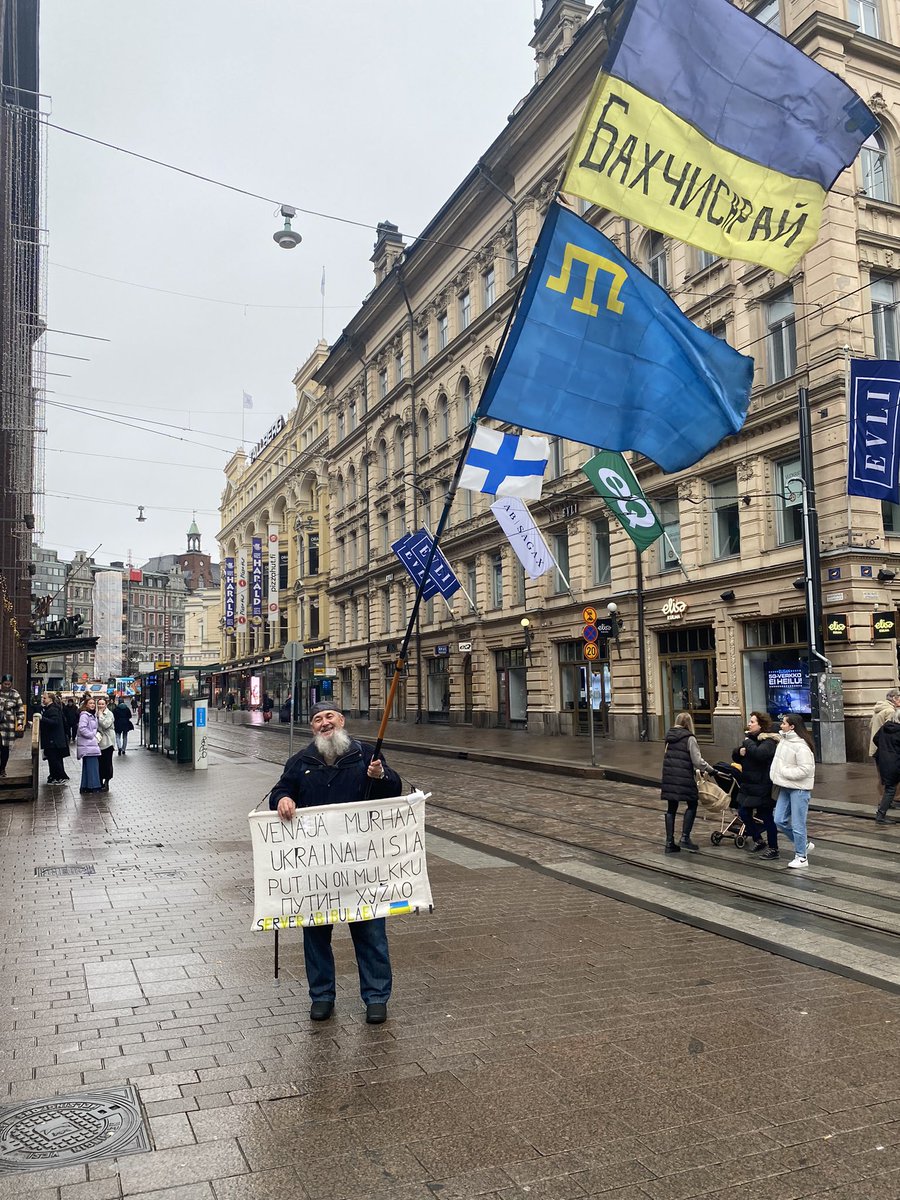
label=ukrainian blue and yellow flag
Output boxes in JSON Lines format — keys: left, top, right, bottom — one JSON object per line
{"left": 562, "top": 0, "right": 877, "bottom": 273}
{"left": 475, "top": 202, "right": 753, "bottom": 472}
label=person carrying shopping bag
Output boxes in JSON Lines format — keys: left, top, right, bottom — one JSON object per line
{"left": 771, "top": 714, "right": 816, "bottom": 869}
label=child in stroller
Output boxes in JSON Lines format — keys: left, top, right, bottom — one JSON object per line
{"left": 702, "top": 760, "right": 748, "bottom": 847}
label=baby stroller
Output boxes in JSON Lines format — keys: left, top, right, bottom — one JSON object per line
{"left": 698, "top": 761, "right": 746, "bottom": 847}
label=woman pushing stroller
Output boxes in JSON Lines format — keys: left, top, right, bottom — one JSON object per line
{"left": 734, "top": 711, "right": 781, "bottom": 859}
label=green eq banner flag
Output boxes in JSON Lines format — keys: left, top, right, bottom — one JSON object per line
{"left": 583, "top": 450, "right": 664, "bottom": 553}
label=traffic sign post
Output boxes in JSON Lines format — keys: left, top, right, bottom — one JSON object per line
{"left": 582, "top": 609, "right": 602, "bottom": 768}
{"left": 284, "top": 641, "right": 301, "bottom": 758}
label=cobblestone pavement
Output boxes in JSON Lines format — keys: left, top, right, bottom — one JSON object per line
{"left": 1, "top": 745, "right": 900, "bottom": 1199}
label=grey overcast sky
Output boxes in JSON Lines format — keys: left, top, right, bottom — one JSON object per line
{"left": 39, "top": 1, "right": 541, "bottom": 569}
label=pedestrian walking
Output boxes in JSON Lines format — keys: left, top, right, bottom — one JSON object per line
{"left": 734, "top": 712, "right": 781, "bottom": 860}
{"left": 76, "top": 697, "right": 102, "bottom": 793}
{"left": 262, "top": 693, "right": 274, "bottom": 723}
{"left": 771, "top": 714, "right": 816, "bottom": 868}
{"left": 869, "top": 689, "right": 900, "bottom": 798}
{"left": 64, "top": 696, "right": 80, "bottom": 743}
{"left": 96, "top": 695, "right": 115, "bottom": 791}
{"left": 225, "top": 692, "right": 235, "bottom": 712}
{"left": 660, "top": 711, "right": 713, "bottom": 854}
{"left": 0, "top": 673, "right": 25, "bottom": 777}
{"left": 873, "top": 712, "right": 900, "bottom": 826}
{"left": 268, "top": 703, "right": 403, "bottom": 1025}
{"left": 113, "top": 697, "right": 134, "bottom": 754}
{"left": 39, "top": 692, "right": 70, "bottom": 784}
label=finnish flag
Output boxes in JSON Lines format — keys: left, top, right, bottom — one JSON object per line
{"left": 459, "top": 426, "right": 549, "bottom": 500}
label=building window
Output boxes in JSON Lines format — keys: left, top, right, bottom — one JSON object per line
{"left": 514, "top": 560, "right": 527, "bottom": 606}
{"left": 348, "top": 399, "right": 357, "bottom": 431}
{"left": 711, "top": 478, "right": 741, "bottom": 559}
{"left": 379, "top": 511, "right": 390, "bottom": 555}
{"left": 466, "top": 559, "right": 478, "bottom": 612}
{"left": 765, "top": 289, "right": 797, "bottom": 383}
{"left": 377, "top": 439, "right": 388, "bottom": 481}
{"left": 377, "top": 366, "right": 388, "bottom": 399}
{"left": 396, "top": 349, "right": 405, "bottom": 382}
{"left": 337, "top": 410, "right": 346, "bottom": 440}
{"left": 490, "top": 553, "right": 503, "bottom": 608}
{"left": 438, "top": 394, "right": 450, "bottom": 443}
{"left": 459, "top": 376, "right": 472, "bottom": 422}
{"left": 593, "top": 520, "right": 611, "bottom": 586}
{"left": 553, "top": 532, "right": 570, "bottom": 593}
{"left": 309, "top": 534, "right": 319, "bottom": 575}
{"left": 648, "top": 232, "right": 668, "bottom": 289}
{"left": 697, "top": 248, "right": 719, "bottom": 271}
{"left": 882, "top": 500, "right": 900, "bottom": 532}
{"left": 348, "top": 532, "right": 358, "bottom": 570}
{"left": 394, "top": 428, "right": 406, "bottom": 471}
{"left": 848, "top": 0, "right": 879, "bottom": 37}
{"left": 483, "top": 266, "right": 496, "bottom": 308}
{"left": 418, "top": 408, "right": 430, "bottom": 453}
{"left": 752, "top": 0, "right": 781, "bottom": 29}
{"left": 459, "top": 290, "right": 471, "bottom": 331}
{"left": 418, "top": 328, "right": 429, "bottom": 367}
{"left": 437, "top": 311, "right": 449, "bottom": 350}
{"left": 348, "top": 466, "right": 358, "bottom": 501}
{"left": 861, "top": 131, "right": 891, "bottom": 201}
{"left": 547, "top": 438, "right": 564, "bottom": 479}
{"left": 774, "top": 458, "right": 803, "bottom": 545}
{"left": 872, "top": 276, "right": 899, "bottom": 359}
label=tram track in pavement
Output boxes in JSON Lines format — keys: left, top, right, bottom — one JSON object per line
{"left": 208, "top": 729, "right": 900, "bottom": 991}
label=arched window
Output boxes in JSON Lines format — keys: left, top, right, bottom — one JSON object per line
{"left": 377, "top": 438, "right": 388, "bottom": 481}
{"left": 861, "top": 131, "right": 891, "bottom": 202}
{"left": 647, "top": 233, "right": 668, "bottom": 289}
{"left": 459, "top": 376, "right": 472, "bottom": 421}
{"left": 348, "top": 465, "right": 358, "bottom": 501}
{"left": 418, "top": 408, "right": 430, "bottom": 453}
{"left": 336, "top": 474, "right": 345, "bottom": 508}
{"left": 394, "top": 427, "right": 406, "bottom": 471}
{"left": 438, "top": 394, "right": 450, "bottom": 443}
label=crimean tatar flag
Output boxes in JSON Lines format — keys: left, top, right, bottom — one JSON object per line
{"left": 562, "top": 0, "right": 877, "bottom": 274}
{"left": 475, "top": 202, "right": 753, "bottom": 473}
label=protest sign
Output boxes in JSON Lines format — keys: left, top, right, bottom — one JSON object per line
{"left": 248, "top": 791, "right": 433, "bottom": 932}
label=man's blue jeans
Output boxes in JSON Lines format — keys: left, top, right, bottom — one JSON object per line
{"left": 774, "top": 788, "right": 810, "bottom": 857}
{"left": 302, "top": 918, "right": 392, "bottom": 1004}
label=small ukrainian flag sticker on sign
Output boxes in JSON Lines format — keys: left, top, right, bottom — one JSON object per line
{"left": 389, "top": 901, "right": 413, "bottom": 915}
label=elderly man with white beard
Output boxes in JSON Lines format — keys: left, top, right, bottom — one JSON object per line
{"left": 268, "top": 702, "right": 403, "bottom": 1024}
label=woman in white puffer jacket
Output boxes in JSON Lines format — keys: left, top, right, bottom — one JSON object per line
{"left": 770, "top": 713, "right": 816, "bottom": 870}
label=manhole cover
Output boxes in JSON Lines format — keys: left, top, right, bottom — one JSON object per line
{"left": 0, "top": 1086, "right": 150, "bottom": 1172}
{"left": 34, "top": 865, "right": 95, "bottom": 879}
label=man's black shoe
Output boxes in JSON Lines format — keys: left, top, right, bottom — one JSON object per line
{"left": 365, "top": 1002, "right": 387, "bottom": 1025}
{"left": 309, "top": 1000, "right": 334, "bottom": 1021}
{"left": 875, "top": 812, "right": 892, "bottom": 825}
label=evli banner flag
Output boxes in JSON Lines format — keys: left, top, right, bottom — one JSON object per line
{"left": 490, "top": 496, "right": 553, "bottom": 579}
{"left": 583, "top": 450, "right": 664, "bottom": 552}
{"left": 460, "top": 427, "right": 549, "bottom": 500}
{"left": 248, "top": 792, "right": 434, "bottom": 930}
{"left": 561, "top": 0, "right": 877, "bottom": 274}
{"left": 476, "top": 201, "right": 753, "bottom": 472}
{"left": 847, "top": 359, "right": 900, "bottom": 504}
{"left": 391, "top": 528, "right": 461, "bottom": 600}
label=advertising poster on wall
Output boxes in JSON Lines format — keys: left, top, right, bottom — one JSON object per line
{"left": 764, "top": 661, "right": 811, "bottom": 717}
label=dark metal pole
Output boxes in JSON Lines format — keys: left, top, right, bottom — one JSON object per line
{"left": 798, "top": 386, "right": 824, "bottom": 759}
{"left": 635, "top": 549, "right": 650, "bottom": 741}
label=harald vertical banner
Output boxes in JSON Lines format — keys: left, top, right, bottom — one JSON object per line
{"left": 236, "top": 545, "right": 248, "bottom": 631}
{"left": 251, "top": 537, "right": 263, "bottom": 622}
{"left": 224, "top": 557, "right": 235, "bottom": 634}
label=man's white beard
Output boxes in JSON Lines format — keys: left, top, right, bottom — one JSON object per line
{"left": 314, "top": 728, "right": 352, "bottom": 764}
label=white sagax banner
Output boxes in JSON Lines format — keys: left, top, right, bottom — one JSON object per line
{"left": 267, "top": 523, "right": 279, "bottom": 625}
{"left": 490, "top": 496, "right": 552, "bottom": 579}
{"left": 248, "top": 791, "right": 433, "bottom": 932}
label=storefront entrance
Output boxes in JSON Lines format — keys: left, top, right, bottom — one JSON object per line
{"left": 427, "top": 656, "right": 450, "bottom": 723}
{"left": 559, "top": 640, "right": 610, "bottom": 735}
{"left": 658, "top": 626, "right": 717, "bottom": 738}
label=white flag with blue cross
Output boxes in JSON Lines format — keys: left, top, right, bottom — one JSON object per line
{"left": 459, "top": 426, "right": 549, "bottom": 500}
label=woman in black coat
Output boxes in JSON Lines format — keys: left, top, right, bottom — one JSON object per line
{"left": 734, "top": 712, "right": 781, "bottom": 858}
{"left": 39, "top": 692, "right": 70, "bottom": 784}
{"left": 113, "top": 698, "right": 134, "bottom": 754}
{"left": 661, "top": 712, "right": 713, "bottom": 853}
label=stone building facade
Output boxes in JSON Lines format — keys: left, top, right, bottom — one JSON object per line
{"left": 217, "top": 0, "right": 900, "bottom": 757}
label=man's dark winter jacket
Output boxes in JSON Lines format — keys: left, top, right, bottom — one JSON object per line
{"left": 268, "top": 739, "right": 402, "bottom": 810}
{"left": 39, "top": 704, "right": 69, "bottom": 755}
{"left": 733, "top": 731, "right": 780, "bottom": 808}
{"left": 874, "top": 719, "right": 900, "bottom": 786}
{"left": 660, "top": 726, "right": 699, "bottom": 807}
